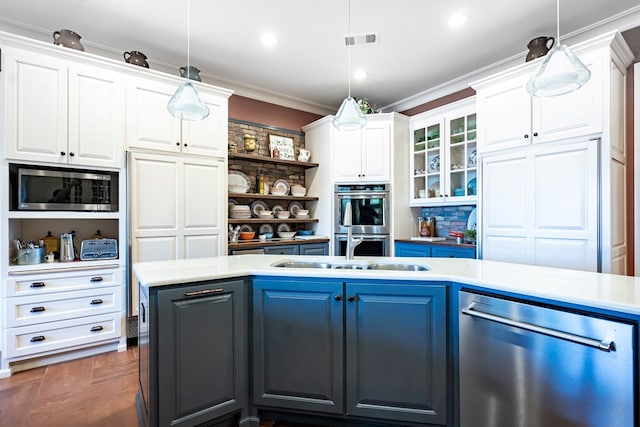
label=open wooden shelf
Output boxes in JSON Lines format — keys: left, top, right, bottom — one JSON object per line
{"left": 229, "top": 152, "right": 318, "bottom": 169}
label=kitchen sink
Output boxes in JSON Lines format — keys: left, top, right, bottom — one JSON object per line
{"left": 271, "top": 260, "right": 430, "bottom": 271}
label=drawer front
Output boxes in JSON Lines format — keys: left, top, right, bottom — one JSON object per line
{"left": 6, "top": 287, "right": 122, "bottom": 327}
{"left": 264, "top": 245, "right": 299, "bottom": 255}
{"left": 6, "top": 269, "right": 120, "bottom": 297}
{"left": 431, "top": 246, "right": 476, "bottom": 259}
{"left": 5, "top": 312, "right": 122, "bottom": 359}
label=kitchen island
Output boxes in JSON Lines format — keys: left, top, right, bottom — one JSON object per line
{"left": 134, "top": 255, "right": 640, "bottom": 427}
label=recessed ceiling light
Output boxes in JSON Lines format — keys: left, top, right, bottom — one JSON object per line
{"left": 448, "top": 12, "right": 468, "bottom": 28}
{"left": 354, "top": 70, "right": 368, "bottom": 80}
{"left": 262, "top": 33, "right": 279, "bottom": 47}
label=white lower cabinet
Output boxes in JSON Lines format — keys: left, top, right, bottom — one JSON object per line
{"left": 128, "top": 151, "right": 226, "bottom": 315}
{"left": 3, "top": 268, "right": 124, "bottom": 360}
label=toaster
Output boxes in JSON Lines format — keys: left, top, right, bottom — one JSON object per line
{"left": 80, "top": 238, "right": 118, "bottom": 260}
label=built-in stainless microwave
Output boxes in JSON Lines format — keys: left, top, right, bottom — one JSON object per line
{"left": 9, "top": 163, "right": 118, "bottom": 212}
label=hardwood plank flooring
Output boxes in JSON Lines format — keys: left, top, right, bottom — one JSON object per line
{"left": 0, "top": 346, "right": 313, "bottom": 427}
{"left": 0, "top": 347, "right": 139, "bottom": 427}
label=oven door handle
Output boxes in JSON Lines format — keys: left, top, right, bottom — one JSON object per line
{"left": 337, "top": 192, "right": 389, "bottom": 198}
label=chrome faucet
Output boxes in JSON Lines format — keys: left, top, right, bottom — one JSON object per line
{"left": 343, "top": 201, "right": 363, "bottom": 260}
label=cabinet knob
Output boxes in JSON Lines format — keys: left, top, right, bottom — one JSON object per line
{"left": 183, "top": 143, "right": 188, "bottom": 147}
{"left": 60, "top": 151, "right": 66, "bottom": 156}
{"left": 347, "top": 295, "right": 355, "bottom": 302}
{"left": 334, "top": 295, "right": 342, "bottom": 301}
{"left": 176, "top": 142, "right": 180, "bottom": 146}
{"left": 449, "top": 254, "right": 455, "bottom": 258}
{"left": 533, "top": 132, "right": 539, "bottom": 137}
{"left": 523, "top": 134, "right": 529, "bottom": 139}
{"left": 69, "top": 152, "right": 75, "bottom": 157}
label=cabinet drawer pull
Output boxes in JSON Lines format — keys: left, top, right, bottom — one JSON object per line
{"left": 30, "top": 282, "right": 46, "bottom": 288}
{"left": 30, "top": 306, "right": 46, "bottom": 313}
{"left": 184, "top": 288, "right": 224, "bottom": 297}
{"left": 90, "top": 326, "right": 104, "bottom": 332}
{"left": 90, "top": 299, "right": 103, "bottom": 305}
{"left": 449, "top": 254, "right": 455, "bottom": 258}
{"left": 90, "top": 277, "right": 104, "bottom": 283}
{"left": 30, "top": 335, "right": 45, "bottom": 342}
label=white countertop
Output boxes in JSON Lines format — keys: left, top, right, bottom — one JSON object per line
{"left": 133, "top": 255, "right": 640, "bottom": 316}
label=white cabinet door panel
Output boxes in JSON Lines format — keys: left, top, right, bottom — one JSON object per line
{"left": 133, "top": 236, "right": 177, "bottom": 262}
{"left": 361, "top": 124, "right": 390, "bottom": 182}
{"left": 332, "top": 129, "right": 362, "bottom": 182}
{"left": 183, "top": 235, "right": 221, "bottom": 259}
{"left": 481, "top": 154, "right": 529, "bottom": 230}
{"left": 482, "top": 236, "right": 528, "bottom": 264}
{"left": 534, "top": 238, "right": 594, "bottom": 271}
{"left": 131, "top": 156, "right": 178, "bottom": 231}
{"left": 183, "top": 160, "right": 223, "bottom": 231}
{"left": 126, "top": 79, "right": 181, "bottom": 152}
{"left": 68, "top": 64, "right": 125, "bottom": 168}
{"left": 182, "top": 93, "right": 228, "bottom": 158}
{"left": 3, "top": 48, "right": 67, "bottom": 162}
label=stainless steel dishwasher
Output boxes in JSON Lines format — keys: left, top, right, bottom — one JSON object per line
{"left": 459, "top": 290, "right": 635, "bottom": 427}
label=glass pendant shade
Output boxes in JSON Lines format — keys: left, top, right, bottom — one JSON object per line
{"left": 525, "top": 44, "right": 591, "bottom": 97}
{"left": 333, "top": 96, "right": 366, "bottom": 130}
{"left": 167, "top": 80, "right": 210, "bottom": 121}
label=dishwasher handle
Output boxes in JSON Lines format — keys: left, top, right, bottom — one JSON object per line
{"left": 462, "top": 303, "right": 614, "bottom": 352}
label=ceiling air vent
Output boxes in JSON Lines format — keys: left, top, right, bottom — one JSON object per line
{"left": 344, "top": 32, "right": 378, "bottom": 46}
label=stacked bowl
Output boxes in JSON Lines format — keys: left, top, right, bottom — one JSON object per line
{"left": 277, "top": 210, "right": 290, "bottom": 219}
{"left": 258, "top": 210, "right": 273, "bottom": 219}
{"left": 291, "top": 185, "right": 306, "bottom": 197}
{"left": 229, "top": 205, "right": 251, "bottom": 219}
{"left": 295, "top": 209, "right": 309, "bottom": 219}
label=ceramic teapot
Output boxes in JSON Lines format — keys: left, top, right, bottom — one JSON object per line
{"left": 179, "top": 65, "right": 202, "bottom": 82}
{"left": 52, "top": 29, "right": 85, "bottom": 51}
{"left": 526, "top": 36, "right": 555, "bottom": 62}
{"left": 124, "top": 50, "right": 149, "bottom": 68}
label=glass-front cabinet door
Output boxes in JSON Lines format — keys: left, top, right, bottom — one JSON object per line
{"left": 410, "top": 99, "right": 477, "bottom": 206}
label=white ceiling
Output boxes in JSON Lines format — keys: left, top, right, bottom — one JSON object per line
{"left": 1, "top": 0, "right": 639, "bottom": 115}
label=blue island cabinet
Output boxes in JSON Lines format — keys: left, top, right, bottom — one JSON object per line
{"left": 396, "top": 241, "right": 476, "bottom": 259}
{"left": 137, "top": 279, "right": 249, "bottom": 427}
{"left": 252, "top": 277, "right": 448, "bottom": 425}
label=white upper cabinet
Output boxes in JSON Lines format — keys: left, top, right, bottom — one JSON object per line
{"left": 126, "top": 78, "right": 229, "bottom": 158}
{"left": 332, "top": 117, "right": 391, "bottom": 183}
{"left": 3, "top": 47, "right": 125, "bottom": 168}
{"left": 473, "top": 49, "right": 604, "bottom": 153}
{"left": 410, "top": 99, "right": 477, "bottom": 206}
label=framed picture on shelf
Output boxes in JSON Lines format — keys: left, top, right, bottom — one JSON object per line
{"left": 269, "top": 134, "right": 295, "bottom": 160}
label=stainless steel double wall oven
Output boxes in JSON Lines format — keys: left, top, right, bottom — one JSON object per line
{"left": 334, "top": 184, "right": 390, "bottom": 256}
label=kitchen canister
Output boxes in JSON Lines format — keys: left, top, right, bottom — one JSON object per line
{"left": 52, "top": 29, "right": 85, "bottom": 51}
{"left": 16, "top": 247, "right": 45, "bottom": 265}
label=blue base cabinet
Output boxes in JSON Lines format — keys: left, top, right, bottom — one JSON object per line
{"left": 396, "top": 241, "right": 476, "bottom": 259}
{"left": 252, "top": 277, "right": 448, "bottom": 425}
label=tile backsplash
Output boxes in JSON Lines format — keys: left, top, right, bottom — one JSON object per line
{"left": 420, "top": 205, "right": 476, "bottom": 238}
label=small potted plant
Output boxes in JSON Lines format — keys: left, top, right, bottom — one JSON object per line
{"left": 463, "top": 229, "right": 477, "bottom": 244}
{"left": 357, "top": 98, "right": 378, "bottom": 114}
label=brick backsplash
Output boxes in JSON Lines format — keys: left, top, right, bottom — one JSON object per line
{"left": 228, "top": 121, "right": 306, "bottom": 191}
{"left": 421, "top": 205, "right": 476, "bottom": 238}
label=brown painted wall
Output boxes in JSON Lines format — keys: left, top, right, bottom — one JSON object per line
{"left": 229, "top": 95, "right": 322, "bottom": 132}
{"left": 400, "top": 88, "right": 476, "bottom": 116}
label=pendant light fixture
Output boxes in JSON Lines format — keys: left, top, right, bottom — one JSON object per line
{"left": 167, "top": 0, "right": 209, "bottom": 121}
{"left": 333, "top": 0, "right": 366, "bottom": 130}
{"left": 525, "top": 0, "right": 591, "bottom": 97}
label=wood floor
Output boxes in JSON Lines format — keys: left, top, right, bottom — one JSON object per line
{"left": 0, "top": 346, "right": 312, "bottom": 427}
{"left": 0, "top": 347, "right": 139, "bottom": 427}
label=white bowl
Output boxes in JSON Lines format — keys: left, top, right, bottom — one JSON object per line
{"left": 277, "top": 211, "right": 290, "bottom": 219}
{"left": 277, "top": 231, "right": 296, "bottom": 239}
{"left": 297, "top": 209, "right": 309, "bottom": 215}
{"left": 295, "top": 214, "right": 309, "bottom": 219}
{"left": 272, "top": 190, "right": 287, "bottom": 196}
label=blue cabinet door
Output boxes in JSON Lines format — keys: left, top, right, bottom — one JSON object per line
{"left": 344, "top": 282, "right": 448, "bottom": 424}
{"left": 252, "top": 278, "right": 344, "bottom": 414}
{"left": 395, "top": 241, "right": 431, "bottom": 257}
{"left": 432, "top": 245, "right": 476, "bottom": 258}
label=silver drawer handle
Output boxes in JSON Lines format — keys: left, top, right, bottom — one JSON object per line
{"left": 462, "top": 303, "right": 614, "bottom": 352}
{"left": 184, "top": 288, "right": 224, "bottom": 297}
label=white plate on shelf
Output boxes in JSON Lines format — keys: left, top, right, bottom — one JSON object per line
{"left": 288, "top": 201, "right": 304, "bottom": 216}
{"left": 272, "top": 179, "right": 290, "bottom": 195}
{"left": 228, "top": 199, "right": 238, "bottom": 212}
{"left": 228, "top": 171, "right": 251, "bottom": 193}
{"left": 250, "top": 200, "right": 269, "bottom": 217}
{"left": 276, "top": 223, "right": 291, "bottom": 232}
{"left": 239, "top": 224, "right": 253, "bottom": 232}
{"left": 467, "top": 208, "right": 477, "bottom": 230}
{"left": 259, "top": 224, "right": 274, "bottom": 234}
{"left": 272, "top": 205, "right": 285, "bottom": 215}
